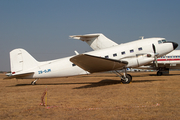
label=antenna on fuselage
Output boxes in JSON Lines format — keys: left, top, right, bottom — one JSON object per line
{"left": 139, "top": 36, "right": 144, "bottom": 40}
{"left": 74, "top": 50, "right": 79, "bottom": 55}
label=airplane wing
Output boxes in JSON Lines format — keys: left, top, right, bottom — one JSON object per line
{"left": 70, "top": 54, "right": 128, "bottom": 73}
{"left": 70, "top": 33, "right": 118, "bottom": 50}
{"left": 4, "top": 72, "right": 34, "bottom": 79}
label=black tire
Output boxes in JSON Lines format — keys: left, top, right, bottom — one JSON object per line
{"left": 127, "top": 74, "right": 132, "bottom": 80}
{"left": 121, "top": 74, "right": 132, "bottom": 84}
{"left": 157, "top": 71, "right": 162, "bottom": 76}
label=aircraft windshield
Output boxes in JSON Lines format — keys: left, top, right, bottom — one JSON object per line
{"left": 162, "top": 39, "right": 167, "bottom": 43}
{"left": 158, "top": 40, "right": 162, "bottom": 44}
{"left": 158, "top": 39, "right": 167, "bottom": 44}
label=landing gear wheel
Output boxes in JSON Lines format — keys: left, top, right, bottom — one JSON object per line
{"left": 31, "top": 81, "right": 36, "bottom": 85}
{"left": 121, "top": 74, "right": 132, "bottom": 84}
{"left": 157, "top": 71, "right": 162, "bottom": 76}
{"left": 127, "top": 74, "right": 132, "bottom": 80}
{"left": 31, "top": 79, "right": 38, "bottom": 85}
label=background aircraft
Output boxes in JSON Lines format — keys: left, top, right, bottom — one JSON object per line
{"left": 4, "top": 33, "right": 178, "bottom": 84}
{"left": 138, "top": 50, "right": 180, "bottom": 75}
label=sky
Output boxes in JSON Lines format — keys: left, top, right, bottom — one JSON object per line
{"left": 0, "top": 0, "right": 180, "bottom": 71}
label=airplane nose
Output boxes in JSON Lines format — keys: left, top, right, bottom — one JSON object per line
{"left": 172, "top": 42, "right": 178, "bottom": 50}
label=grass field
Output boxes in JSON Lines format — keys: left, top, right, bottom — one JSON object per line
{"left": 0, "top": 71, "right": 180, "bottom": 120}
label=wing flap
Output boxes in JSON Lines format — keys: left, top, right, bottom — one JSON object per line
{"left": 4, "top": 72, "right": 34, "bottom": 79}
{"left": 70, "top": 54, "right": 128, "bottom": 73}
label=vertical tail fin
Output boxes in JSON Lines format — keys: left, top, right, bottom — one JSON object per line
{"left": 10, "top": 48, "right": 38, "bottom": 74}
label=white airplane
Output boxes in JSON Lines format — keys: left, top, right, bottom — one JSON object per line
{"left": 4, "top": 33, "right": 178, "bottom": 84}
{"left": 138, "top": 50, "right": 180, "bottom": 76}
{"left": 72, "top": 34, "right": 180, "bottom": 76}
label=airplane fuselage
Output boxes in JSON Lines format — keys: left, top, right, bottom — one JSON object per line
{"left": 24, "top": 37, "right": 175, "bottom": 79}
{"left": 157, "top": 50, "right": 180, "bottom": 69}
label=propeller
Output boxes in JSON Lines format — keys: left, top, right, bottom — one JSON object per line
{"left": 152, "top": 44, "right": 158, "bottom": 67}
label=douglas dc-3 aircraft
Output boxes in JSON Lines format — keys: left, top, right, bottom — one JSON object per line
{"left": 4, "top": 33, "right": 178, "bottom": 85}
{"left": 138, "top": 50, "right": 180, "bottom": 76}
{"left": 72, "top": 35, "right": 180, "bottom": 76}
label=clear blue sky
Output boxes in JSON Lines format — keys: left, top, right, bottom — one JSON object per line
{"left": 0, "top": 0, "right": 180, "bottom": 71}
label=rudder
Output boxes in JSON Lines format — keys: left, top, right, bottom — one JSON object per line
{"left": 10, "top": 48, "right": 38, "bottom": 74}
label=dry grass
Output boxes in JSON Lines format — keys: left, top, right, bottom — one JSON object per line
{"left": 0, "top": 71, "right": 180, "bottom": 119}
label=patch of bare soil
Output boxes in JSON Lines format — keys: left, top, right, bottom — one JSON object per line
{"left": 0, "top": 71, "right": 180, "bottom": 119}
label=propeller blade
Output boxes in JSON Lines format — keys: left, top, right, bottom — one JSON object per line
{"left": 155, "top": 56, "right": 158, "bottom": 67}
{"left": 152, "top": 44, "right": 156, "bottom": 53}
{"left": 152, "top": 44, "right": 158, "bottom": 67}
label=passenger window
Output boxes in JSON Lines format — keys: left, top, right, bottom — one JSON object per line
{"left": 138, "top": 47, "right": 142, "bottom": 51}
{"left": 105, "top": 55, "right": 109, "bottom": 58}
{"left": 121, "top": 51, "right": 125, "bottom": 55}
{"left": 113, "top": 53, "right": 117, "bottom": 57}
{"left": 130, "top": 49, "right": 134, "bottom": 53}
{"left": 72, "top": 64, "right": 76, "bottom": 66}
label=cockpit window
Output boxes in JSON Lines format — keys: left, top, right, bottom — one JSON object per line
{"left": 158, "top": 39, "right": 167, "bottom": 44}
{"left": 158, "top": 40, "right": 162, "bottom": 44}
{"left": 162, "top": 39, "right": 167, "bottom": 43}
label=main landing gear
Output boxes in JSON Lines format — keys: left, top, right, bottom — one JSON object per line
{"left": 113, "top": 69, "right": 132, "bottom": 84}
{"left": 31, "top": 79, "right": 38, "bottom": 85}
{"left": 157, "top": 68, "right": 169, "bottom": 76}
{"left": 157, "top": 71, "right": 162, "bottom": 76}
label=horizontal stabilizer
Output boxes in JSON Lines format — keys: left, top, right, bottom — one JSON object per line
{"left": 70, "top": 54, "right": 128, "bottom": 73}
{"left": 70, "top": 34, "right": 100, "bottom": 40}
{"left": 4, "top": 72, "right": 34, "bottom": 79}
{"left": 70, "top": 33, "right": 118, "bottom": 50}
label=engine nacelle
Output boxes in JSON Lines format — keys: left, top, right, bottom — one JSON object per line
{"left": 137, "top": 56, "right": 154, "bottom": 67}
{"left": 122, "top": 54, "right": 154, "bottom": 68}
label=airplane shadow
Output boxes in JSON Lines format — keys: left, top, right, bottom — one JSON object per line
{"left": 160, "top": 74, "right": 180, "bottom": 76}
{"left": 73, "top": 79, "right": 121, "bottom": 89}
{"left": 8, "top": 79, "right": 163, "bottom": 88}
{"left": 73, "top": 79, "right": 162, "bottom": 89}
{"left": 9, "top": 82, "right": 93, "bottom": 87}
{"left": 9, "top": 80, "right": 121, "bottom": 87}
{"left": 131, "top": 73, "right": 180, "bottom": 77}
